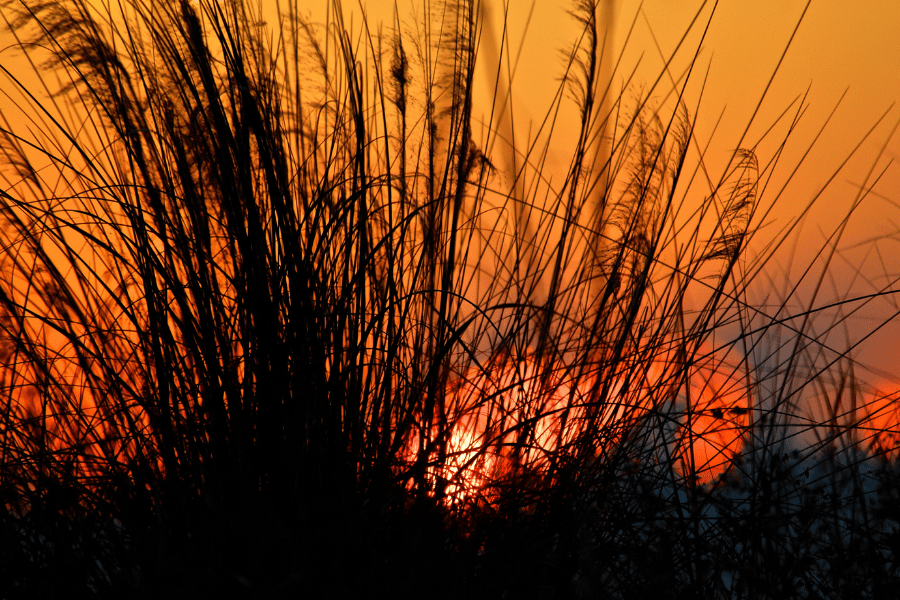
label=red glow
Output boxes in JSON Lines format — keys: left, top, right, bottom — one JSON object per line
{"left": 861, "top": 384, "right": 900, "bottom": 460}
{"left": 2, "top": 349, "right": 160, "bottom": 515}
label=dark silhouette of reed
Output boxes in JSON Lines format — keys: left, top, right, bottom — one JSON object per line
{"left": 0, "top": 0, "right": 898, "bottom": 597}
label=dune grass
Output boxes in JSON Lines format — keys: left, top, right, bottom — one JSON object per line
{"left": 0, "top": 0, "right": 898, "bottom": 597}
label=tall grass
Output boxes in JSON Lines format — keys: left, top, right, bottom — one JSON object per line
{"left": 0, "top": 0, "right": 898, "bottom": 597}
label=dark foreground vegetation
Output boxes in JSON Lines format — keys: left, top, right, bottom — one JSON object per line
{"left": 1, "top": 0, "right": 899, "bottom": 597}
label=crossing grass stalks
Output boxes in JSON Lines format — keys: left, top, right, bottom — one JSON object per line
{"left": 0, "top": 0, "right": 898, "bottom": 597}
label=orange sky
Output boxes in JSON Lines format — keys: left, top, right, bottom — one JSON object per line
{"left": 632, "top": 1, "right": 900, "bottom": 383}
{"left": 2, "top": 1, "right": 896, "bottom": 368}
{"left": 2, "top": 0, "right": 899, "bottom": 453}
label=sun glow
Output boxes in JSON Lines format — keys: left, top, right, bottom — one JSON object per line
{"left": 400, "top": 340, "right": 752, "bottom": 508}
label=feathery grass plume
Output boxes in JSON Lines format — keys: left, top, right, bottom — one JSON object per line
{"left": 0, "top": 0, "right": 899, "bottom": 596}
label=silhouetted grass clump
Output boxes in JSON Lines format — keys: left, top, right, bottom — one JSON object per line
{"left": 1, "top": 0, "right": 899, "bottom": 597}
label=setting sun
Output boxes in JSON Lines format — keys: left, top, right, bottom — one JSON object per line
{"left": 400, "top": 340, "right": 751, "bottom": 507}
